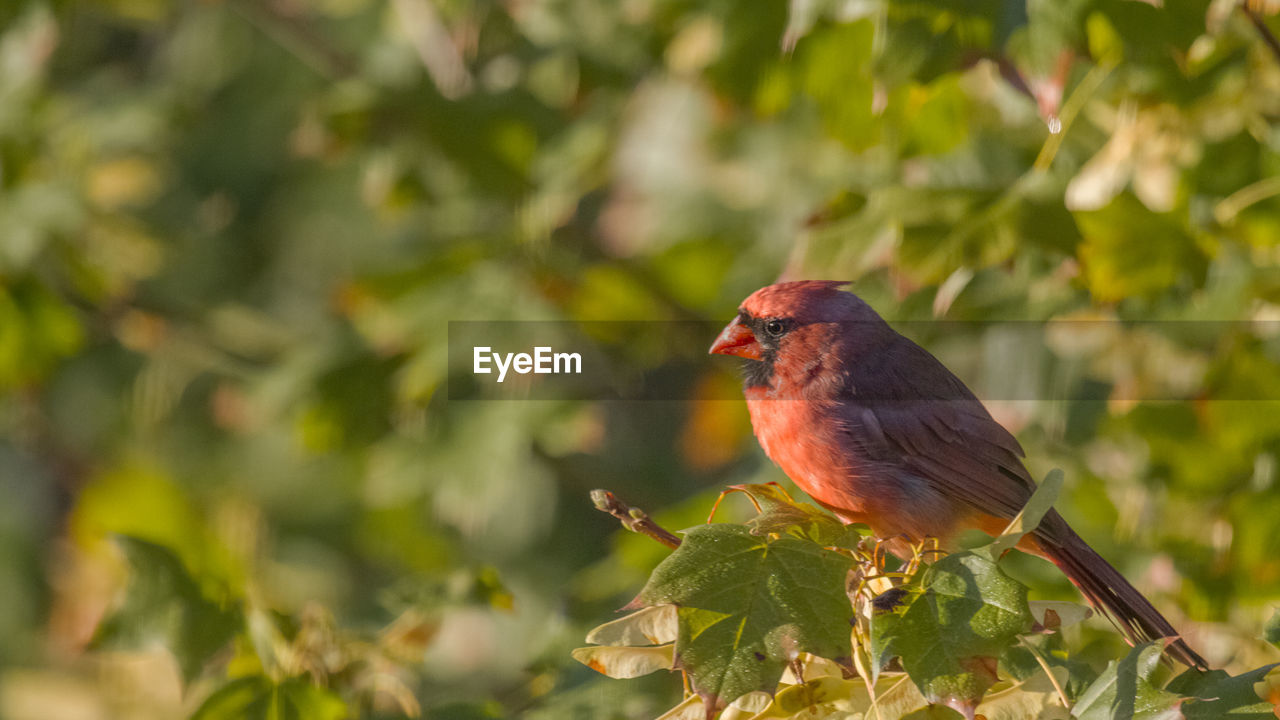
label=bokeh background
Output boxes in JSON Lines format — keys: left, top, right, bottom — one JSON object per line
{"left": 2, "top": 0, "right": 1280, "bottom": 717}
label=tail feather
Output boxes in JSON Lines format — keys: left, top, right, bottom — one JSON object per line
{"left": 1037, "top": 527, "right": 1208, "bottom": 670}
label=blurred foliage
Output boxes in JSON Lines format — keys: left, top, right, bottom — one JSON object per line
{"left": 1, "top": 0, "right": 1280, "bottom": 718}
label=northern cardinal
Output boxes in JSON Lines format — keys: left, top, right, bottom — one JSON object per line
{"left": 709, "top": 280, "right": 1207, "bottom": 669}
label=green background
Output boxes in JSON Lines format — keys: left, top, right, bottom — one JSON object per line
{"left": 1, "top": 0, "right": 1279, "bottom": 717}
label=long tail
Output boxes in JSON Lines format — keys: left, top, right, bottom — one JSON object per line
{"left": 1036, "top": 521, "right": 1208, "bottom": 670}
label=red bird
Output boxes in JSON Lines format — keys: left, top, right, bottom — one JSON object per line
{"left": 709, "top": 280, "right": 1206, "bottom": 669}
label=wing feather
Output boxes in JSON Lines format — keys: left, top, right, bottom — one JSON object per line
{"left": 840, "top": 334, "right": 1039, "bottom": 523}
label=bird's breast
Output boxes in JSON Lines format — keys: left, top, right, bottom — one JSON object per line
{"left": 744, "top": 392, "right": 872, "bottom": 515}
{"left": 743, "top": 390, "right": 966, "bottom": 540}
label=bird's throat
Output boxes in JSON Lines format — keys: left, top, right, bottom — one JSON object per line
{"left": 740, "top": 356, "right": 775, "bottom": 389}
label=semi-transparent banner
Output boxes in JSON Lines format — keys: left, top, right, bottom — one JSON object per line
{"left": 447, "top": 320, "right": 1280, "bottom": 402}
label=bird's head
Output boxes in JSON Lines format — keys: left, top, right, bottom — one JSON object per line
{"left": 709, "top": 280, "right": 888, "bottom": 391}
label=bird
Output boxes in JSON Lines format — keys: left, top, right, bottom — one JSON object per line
{"left": 708, "top": 280, "right": 1207, "bottom": 670}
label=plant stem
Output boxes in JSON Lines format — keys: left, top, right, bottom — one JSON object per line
{"left": 1243, "top": 3, "right": 1280, "bottom": 67}
{"left": 590, "top": 490, "right": 682, "bottom": 549}
{"left": 1018, "top": 637, "right": 1072, "bottom": 710}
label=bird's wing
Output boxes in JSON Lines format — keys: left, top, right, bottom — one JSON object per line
{"left": 839, "top": 335, "right": 1037, "bottom": 521}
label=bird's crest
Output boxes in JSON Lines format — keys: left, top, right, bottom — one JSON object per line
{"left": 740, "top": 280, "right": 854, "bottom": 321}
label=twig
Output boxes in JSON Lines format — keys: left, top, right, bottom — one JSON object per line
{"left": 1214, "top": 175, "right": 1280, "bottom": 224}
{"left": 1018, "top": 637, "right": 1072, "bottom": 711}
{"left": 392, "top": 0, "right": 474, "bottom": 99}
{"left": 228, "top": 0, "right": 358, "bottom": 80}
{"left": 1243, "top": 3, "right": 1280, "bottom": 67}
{"left": 1033, "top": 60, "right": 1112, "bottom": 172}
{"left": 590, "top": 490, "right": 682, "bottom": 549}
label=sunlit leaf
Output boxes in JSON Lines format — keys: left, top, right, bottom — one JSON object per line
{"left": 655, "top": 694, "right": 704, "bottom": 720}
{"left": 570, "top": 644, "right": 675, "bottom": 679}
{"left": 1252, "top": 666, "right": 1280, "bottom": 716}
{"left": 720, "top": 689, "right": 772, "bottom": 718}
{"left": 901, "top": 705, "right": 965, "bottom": 720}
{"left": 768, "top": 676, "right": 853, "bottom": 716}
{"left": 190, "top": 676, "right": 347, "bottom": 720}
{"left": 1027, "top": 600, "right": 1092, "bottom": 632}
{"left": 976, "top": 675, "right": 1069, "bottom": 720}
{"left": 846, "top": 673, "right": 931, "bottom": 719}
{"left": 584, "top": 604, "right": 678, "bottom": 646}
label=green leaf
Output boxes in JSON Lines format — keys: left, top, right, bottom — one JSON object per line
{"left": 636, "top": 524, "right": 856, "bottom": 711}
{"left": 984, "top": 469, "right": 1064, "bottom": 557}
{"left": 1000, "top": 633, "right": 1097, "bottom": 700}
{"left": 1165, "top": 663, "right": 1280, "bottom": 719}
{"left": 902, "top": 75, "right": 972, "bottom": 156}
{"left": 1264, "top": 608, "right": 1280, "bottom": 650}
{"left": 91, "top": 536, "right": 240, "bottom": 684}
{"left": 795, "top": 21, "right": 879, "bottom": 151}
{"left": 872, "top": 551, "right": 1033, "bottom": 711}
{"left": 0, "top": 278, "right": 85, "bottom": 388}
{"left": 1018, "top": 0, "right": 1090, "bottom": 78}
{"left": 874, "top": 16, "right": 966, "bottom": 87}
{"left": 1071, "top": 643, "right": 1183, "bottom": 720}
{"left": 1075, "top": 193, "right": 1206, "bottom": 303}
{"left": 190, "top": 676, "right": 348, "bottom": 720}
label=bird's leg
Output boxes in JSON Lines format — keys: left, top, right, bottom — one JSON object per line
{"left": 860, "top": 536, "right": 917, "bottom": 597}
{"left": 912, "top": 536, "right": 946, "bottom": 571}
{"left": 899, "top": 535, "right": 947, "bottom": 576}
{"left": 921, "top": 536, "right": 945, "bottom": 561}
{"left": 904, "top": 541, "right": 923, "bottom": 576}
{"left": 871, "top": 536, "right": 902, "bottom": 573}
{"left": 706, "top": 483, "right": 792, "bottom": 522}
{"left": 705, "top": 489, "right": 737, "bottom": 522}
{"left": 872, "top": 534, "right": 918, "bottom": 573}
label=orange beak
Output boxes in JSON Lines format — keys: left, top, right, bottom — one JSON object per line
{"left": 709, "top": 316, "right": 763, "bottom": 360}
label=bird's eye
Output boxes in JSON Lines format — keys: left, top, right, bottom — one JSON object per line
{"left": 763, "top": 319, "right": 787, "bottom": 338}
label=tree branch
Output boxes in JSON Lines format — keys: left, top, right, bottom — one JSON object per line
{"left": 1243, "top": 3, "right": 1280, "bottom": 67}
{"left": 229, "top": 0, "right": 358, "bottom": 80}
{"left": 590, "top": 490, "right": 682, "bottom": 549}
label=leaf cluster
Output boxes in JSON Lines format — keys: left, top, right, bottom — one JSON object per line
{"left": 90, "top": 536, "right": 437, "bottom": 719}
{"left": 575, "top": 481, "right": 1280, "bottom": 720}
